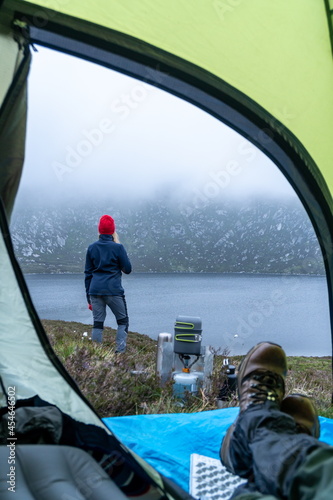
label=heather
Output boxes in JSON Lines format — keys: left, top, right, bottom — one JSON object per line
{"left": 44, "top": 319, "right": 333, "bottom": 419}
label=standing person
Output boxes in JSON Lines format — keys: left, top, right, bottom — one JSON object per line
{"left": 85, "top": 214, "right": 132, "bottom": 353}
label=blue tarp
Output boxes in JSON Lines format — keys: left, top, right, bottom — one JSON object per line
{"left": 103, "top": 408, "right": 333, "bottom": 492}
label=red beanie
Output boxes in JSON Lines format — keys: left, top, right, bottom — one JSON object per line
{"left": 98, "top": 215, "right": 116, "bottom": 234}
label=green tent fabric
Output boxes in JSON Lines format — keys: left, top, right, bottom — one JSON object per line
{"left": 0, "top": 1, "right": 333, "bottom": 496}
{"left": 0, "top": 10, "right": 30, "bottom": 217}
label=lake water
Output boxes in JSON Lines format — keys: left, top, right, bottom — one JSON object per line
{"left": 24, "top": 273, "right": 332, "bottom": 357}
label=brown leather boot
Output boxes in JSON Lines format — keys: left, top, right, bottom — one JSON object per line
{"left": 220, "top": 342, "right": 287, "bottom": 473}
{"left": 280, "top": 394, "right": 320, "bottom": 438}
{"left": 237, "top": 342, "right": 287, "bottom": 412}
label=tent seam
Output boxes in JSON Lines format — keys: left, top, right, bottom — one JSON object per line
{"left": 324, "top": 0, "right": 333, "bottom": 56}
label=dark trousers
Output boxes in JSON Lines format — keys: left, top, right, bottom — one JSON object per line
{"left": 90, "top": 295, "right": 129, "bottom": 352}
{"left": 228, "top": 401, "right": 333, "bottom": 499}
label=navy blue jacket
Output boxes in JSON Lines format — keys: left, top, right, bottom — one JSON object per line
{"left": 85, "top": 234, "right": 132, "bottom": 299}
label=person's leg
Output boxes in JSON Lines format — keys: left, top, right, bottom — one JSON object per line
{"left": 221, "top": 342, "right": 288, "bottom": 478}
{"left": 104, "top": 295, "right": 129, "bottom": 353}
{"left": 90, "top": 295, "right": 106, "bottom": 343}
{"left": 232, "top": 481, "right": 278, "bottom": 499}
{"left": 231, "top": 401, "right": 330, "bottom": 499}
{"left": 231, "top": 442, "right": 333, "bottom": 500}
{"left": 289, "top": 445, "right": 333, "bottom": 500}
{"left": 221, "top": 342, "right": 333, "bottom": 499}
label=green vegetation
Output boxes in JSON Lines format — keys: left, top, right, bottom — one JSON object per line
{"left": 44, "top": 319, "right": 333, "bottom": 419}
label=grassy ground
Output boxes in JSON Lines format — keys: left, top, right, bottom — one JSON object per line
{"left": 43, "top": 319, "right": 333, "bottom": 419}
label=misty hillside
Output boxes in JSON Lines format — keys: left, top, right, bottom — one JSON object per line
{"left": 10, "top": 197, "right": 324, "bottom": 275}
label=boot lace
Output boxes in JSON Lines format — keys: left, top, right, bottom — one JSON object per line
{"left": 247, "top": 371, "right": 284, "bottom": 404}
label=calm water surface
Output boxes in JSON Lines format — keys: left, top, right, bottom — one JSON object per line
{"left": 24, "top": 273, "right": 331, "bottom": 357}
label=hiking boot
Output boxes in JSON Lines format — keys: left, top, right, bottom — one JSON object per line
{"left": 220, "top": 342, "right": 287, "bottom": 474}
{"left": 280, "top": 394, "right": 320, "bottom": 438}
{"left": 237, "top": 342, "right": 287, "bottom": 412}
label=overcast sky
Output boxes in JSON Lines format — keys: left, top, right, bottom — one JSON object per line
{"left": 17, "top": 46, "right": 297, "bottom": 206}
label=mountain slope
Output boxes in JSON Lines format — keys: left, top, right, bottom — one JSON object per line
{"left": 10, "top": 197, "right": 325, "bottom": 275}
